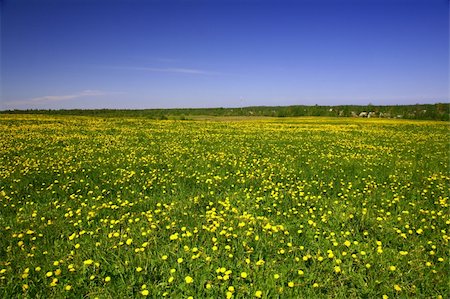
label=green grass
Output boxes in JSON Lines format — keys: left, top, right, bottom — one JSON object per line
{"left": 1, "top": 115, "right": 449, "bottom": 298}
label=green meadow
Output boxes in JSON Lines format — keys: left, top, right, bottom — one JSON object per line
{"left": 1, "top": 114, "right": 448, "bottom": 298}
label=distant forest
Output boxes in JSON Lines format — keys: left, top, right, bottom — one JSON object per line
{"left": 2, "top": 103, "right": 449, "bottom": 121}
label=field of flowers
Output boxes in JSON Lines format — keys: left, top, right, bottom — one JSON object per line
{"left": 1, "top": 114, "right": 448, "bottom": 298}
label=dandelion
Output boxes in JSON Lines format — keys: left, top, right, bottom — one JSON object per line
{"left": 50, "top": 278, "right": 58, "bottom": 287}
{"left": 394, "top": 284, "right": 402, "bottom": 291}
{"left": 105, "top": 276, "right": 111, "bottom": 282}
{"left": 65, "top": 285, "right": 72, "bottom": 291}
{"left": 288, "top": 281, "right": 295, "bottom": 287}
{"left": 240, "top": 272, "right": 248, "bottom": 278}
{"left": 256, "top": 259, "right": 265, "bottom": 266}
{"left": 185, "top": 276, "right": 193, "bottom": 284}
{"left": 83, "top": 259, "right": 93, "bottom": 266}
{"left": 255, "top": 290, "right": 263, "bottom": 298}
{"left": 141, "top": 289, "right": 149, "bottom": 296}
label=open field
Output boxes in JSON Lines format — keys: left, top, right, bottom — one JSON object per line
{"left": 1, "top": 115, "right": 449, "bottom": 298}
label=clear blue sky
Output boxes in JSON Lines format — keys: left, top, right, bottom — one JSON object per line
{"left": 1, "top": 0, "right": 448, "bottom": 110}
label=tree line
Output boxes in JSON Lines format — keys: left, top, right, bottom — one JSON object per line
{"left": 2, "top": 103, "right": 449, "bottom": 121}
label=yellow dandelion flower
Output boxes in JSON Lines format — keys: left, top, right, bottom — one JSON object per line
{"left": 185, "top": 276, "right": 193, "bottom": 284}
{"left": 255, "top": 290, "right": 263, "bottom": 298}
{"left": 83, "top": 259, "right": 93, "bottom": 266}
{"left": 50, "top": 278, "right": 58, "bottom": 287}
{"left": 256, "top": 259, "right": 265, "bottom": 266}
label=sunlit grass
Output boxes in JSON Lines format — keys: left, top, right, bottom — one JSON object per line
{"left": 1, "top": 115, "right": 448, "bottom": 298}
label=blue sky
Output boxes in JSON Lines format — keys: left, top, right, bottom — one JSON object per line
{"left": 1, "top": 0, "right": 448, "bottom": 110}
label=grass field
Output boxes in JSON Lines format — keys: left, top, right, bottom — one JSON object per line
{"left": 1, "top": 115, "right": 448, "bottom": 298}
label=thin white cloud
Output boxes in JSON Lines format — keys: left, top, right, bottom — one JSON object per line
{"left": 3, "top": 90, "right": 112, "bottom": 107}
{"left": 153, "top": 57, "right": 177, "bottom": 63}
{"left": 106, "top": 66, "right": 220, "bottom": 75}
